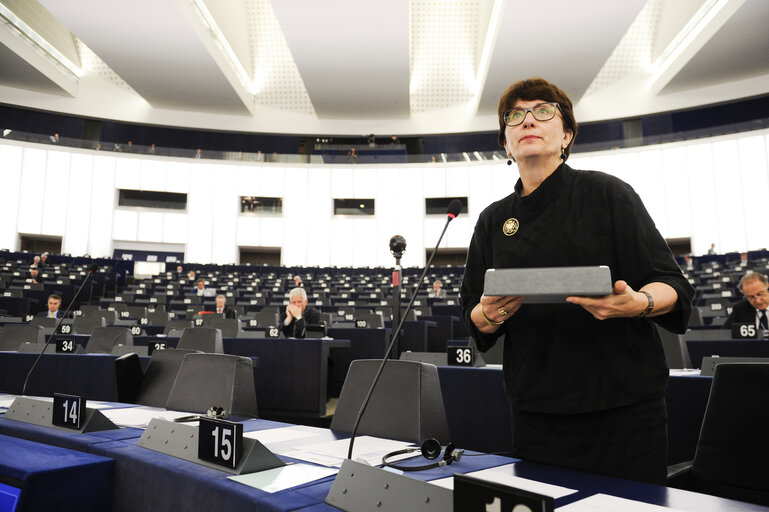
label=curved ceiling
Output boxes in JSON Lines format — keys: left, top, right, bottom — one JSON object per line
{"left": 0, "top": 0, "right": 767, "bottom": 136}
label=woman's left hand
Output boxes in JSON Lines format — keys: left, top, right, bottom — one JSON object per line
{"left": 566, "top": 280, "right": 646, "bottom": 320}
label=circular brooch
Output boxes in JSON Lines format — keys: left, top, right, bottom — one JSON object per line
{"left": 502, "top": 218, "right": 519, "bottom": 236}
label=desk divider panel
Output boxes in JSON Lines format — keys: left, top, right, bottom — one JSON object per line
{"left": 4, "top": 397, "right": 117, "bottom": 433}
{"left": 137, "top": 418, "right": 284, "bottom": 475}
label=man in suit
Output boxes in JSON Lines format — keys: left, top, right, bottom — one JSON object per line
{"left": 281, "top": 287, "right": 321, "bottom": 338}
{"left": 37, "top": 294, "right": 63, "bottom": 318}
{"left": 213, "top": 294, "right": 237, "bottom": 319}
{"left": 428, "top": 279, "right": 447, "bottom": 299}
{"left": 724, "top": 272, "right": 769, "bottom": 330}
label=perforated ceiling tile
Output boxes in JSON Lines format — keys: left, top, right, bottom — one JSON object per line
{"left": 74, "top": 37, "right": 137, "bottom": 94}
{"left": 246, "top": 0, "right": 315, "bottom": 115}
{"left": 410, "top": 0, "right": 479, "bottom": 114}
{"left": 585, "top": 0, "right": 663, "bottom": 96}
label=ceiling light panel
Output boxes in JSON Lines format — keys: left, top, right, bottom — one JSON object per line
{"left": 410, "top": 0, "right": 479, "bottom": 114}
{"left": 246, "top": 0, "right": 314, "bottom": 115}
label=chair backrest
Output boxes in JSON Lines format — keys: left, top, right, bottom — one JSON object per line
{"left": 134, "top": 348, "right": 201, "bottom": 407}
{"left": 165, "top": 353, "right": 258, "bottom": 417}
{"left": 72, "top": 315, "right": 107, "bottom": 335}
{"left": 684, "top": 328, "right": 733, "bottom": 341}
{"left": 177, "top": 327, "right": 223, "bottom": 353}
{"left": 251, "top": 311, "right": 278, "bottom": 328}
{"left": 655, "top": 324, "right": 692, "bottom": 369}
{"left": 691, "top": 363, "right": 769, "bottom": 506}
{"left": 354, "top": 310, "right": 384, "bottom": 329}
{"left": 30, "top": 317, "right": 57, "bottom": 331}
{"left": 163, "top": 319, "right": 193, "bottom": 335}
{"left": 86, "top": 326, "right": 133, "bottom": 354}
{"left": 203, "top": 317, "right": 241, "bottom": 337}
{"left": 330, "top": 359, "right": 451, "bottom": 444}
{"left": 0, "top": 324, "right": 44, "bottom": 350}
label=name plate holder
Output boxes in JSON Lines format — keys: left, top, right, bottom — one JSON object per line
{"left": 3, "top": 396, "right": 118, "bottom": 433}
{"left": 137, "top": 418, "right": 284, "bottom": 475}
{"left": 325, "top": 459, "right": 452, "bottom": 512}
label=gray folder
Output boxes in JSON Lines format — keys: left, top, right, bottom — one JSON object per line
{"left": 483, "top": 266, "right": 612, "bottom": 303}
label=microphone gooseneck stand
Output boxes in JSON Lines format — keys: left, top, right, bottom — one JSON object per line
{"left": 346, "top": 200, "right": 461, "bottom": 460}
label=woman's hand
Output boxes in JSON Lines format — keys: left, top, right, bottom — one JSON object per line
{"left": 471, "top": 295, "right": 523, "bottom": 333}
{"left": 565, "top": 280, "right": 647, "bottom": 319}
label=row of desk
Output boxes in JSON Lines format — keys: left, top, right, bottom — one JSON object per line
{"left": 0, "top": 345, "right": 712, "bottom": 466}
{"left": 0, "top": 395, "right": 762, "bottom": 511}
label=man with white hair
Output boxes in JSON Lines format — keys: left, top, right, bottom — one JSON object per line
{"left": 281, "top": 287, "right": 321, "bottom": 338}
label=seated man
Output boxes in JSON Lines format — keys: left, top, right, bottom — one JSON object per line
{"left": 724, "top": 272, "right": 769, "bottom": 330}
{"left": 37, "top": 294, "right": 63, "bottom": 318}
{"left": 194, "top": 278, "right": 215, "bottom": 297}
{"left": 281, "top": 287, "right": 321, "bottom": 338}
{"left": 428, "top": 279, "right": 446, "bottom": 299}
{"left": 28, "top": 266, "right": 44, "bottom": 284}
{"left": 212, "top": 294, "right": 237, "bottom": 319}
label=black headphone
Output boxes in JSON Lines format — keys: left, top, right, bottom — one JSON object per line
{"left": 381, "top": 438, "right": 464, "bottom": 472}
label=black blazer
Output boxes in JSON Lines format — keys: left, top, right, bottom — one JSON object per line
{"left": 212, "top": 306, "right": 237, "bottom": 319}
{"left": 281, "top": 307, "right": 321, "bottom": 338}
{"left": 724, "top": 300, "right": 759, "bottom": 327}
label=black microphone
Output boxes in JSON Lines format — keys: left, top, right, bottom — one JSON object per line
{"left": 21, "top": 264, "right": 99, "bottom": 396}
{"left": 347, "top": 200, "right": 461, "bottom": 459}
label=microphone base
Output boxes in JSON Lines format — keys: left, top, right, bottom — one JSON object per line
{"left": 325, "top": 459, "right": 452, "bottom": 512}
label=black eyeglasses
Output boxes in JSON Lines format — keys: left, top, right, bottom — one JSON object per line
{"left": 502, "top": 102, "right": 560, "bottom": 127}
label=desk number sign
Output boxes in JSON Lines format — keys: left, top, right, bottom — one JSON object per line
{"left": 147, "top": 341, "right": 167, "bottom": 356}
{"left": 198, "top": 418, "right": 243, "bottom": 469}
{"left": 448, "top": 346, "right": 475, "bottom": 366}
{"left": 56, "top": 338, "right": 77, "bottom": 353}
{"left": 731, "top": 322, "right": 758, "bottom": 339}
{"left": 53, "top": 393, "right": 85, "bottom": 430}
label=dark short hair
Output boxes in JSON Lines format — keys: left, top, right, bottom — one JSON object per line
{"left": 48, "top": 294, "right": 62, "bottom": 302}
{"left": 497, "top": 77, "right": 578, "bottom": 160}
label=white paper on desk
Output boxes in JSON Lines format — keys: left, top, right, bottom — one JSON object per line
{"left": 0, "top": 397, "right": 18, "bottom": 408}
{"left": 282, "top": 436, "right": 416, "bottom": 468}
{"left": 557, "top": 493, "right": 687, "bottom": 511}
{"left": 228, "top": 463, "right": 337, "bottom": 493}
{"left": 100, "top": 406, "right": 193, "bottom": 428}
{"left": 669, "top": 369, "right": 701, "bottom": 376}
{"left": 243, "top": 426, "right": 320, "bottom": 446}
{"left": 435, "top": 464, "right": 576, "bottom": 498}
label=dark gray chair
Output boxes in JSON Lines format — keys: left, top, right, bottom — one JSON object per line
{"left": 177, "top": 327, "right": 223, "bottom": 353}
{"left": 163, "top": 319, "right": 193, "bottom": 335}
{"left": 0, "top": 324, "right": 44, "bottom": 351}
{"left": 72, "top": 315, "right": 107, "bottom": 335}
{"left": 203, "top": 317, "right": 241, "bottom": 337}
{"left": 330, "top": 359, "right": 450, "bottom": 444}
{"left": 656, "top": 324, "right": 692, "bottom": 369}
{"left": 165, "top": 353, "right": 258, "bottom": 417}
{"left": 134, "top": 348, "right": 201, "bottom": 407}
{"left": 85, "top": 326, "right": 133, "bottom": 354}
{"left": 668, "top": 363, "right": 769, "bottom": 506}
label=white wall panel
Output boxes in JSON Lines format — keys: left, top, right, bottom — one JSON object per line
{"left": 0, "top": 145, "right": 23, "bottom": 249}
{"left": 163, "top": 213, "right": 188, "bottom": 244}
{"left": 165, "top": 161, "right": 191, "bottom": 193}
{"left": 41, "top": 150, "right": 70, "bottom": 236}
{"left": 114, "top": 157, "right": 141, "bottom": 190}
{"left": 711, "top": 140, "right": 746, "bottom": 252}
{"left": 112, "top": 210, "right": 138, "bottom": 241}
{"left": 685, "top": 143, "right": 719, "bottom": 255}
{"left": 186, "top": 163, "right": 216, "bottom": 263}
{"left": 16, "top": 148, "right": 47, "bottom": 235}
{"left": 140, "top": 159, "right": 166, "bottom": 191}
{"left": 210, "top": 165, "right": 239, "bottom": 264}
{"left": 63, "top": 153, "right": 93, "bottom": 255}
{"left": 304, "top": 168, "right": 332, "bottom": 267}
{"left": 661, "top": 147, "right": 692, "bottom": 238}
{"left": 89, "top": 155, "right": 116, "bottom": 256}
{"left": 3, "top": 127, "right": 769, "bottom": 264}
{"left": 738, "top": 136, "right": 769, "bottom": 251}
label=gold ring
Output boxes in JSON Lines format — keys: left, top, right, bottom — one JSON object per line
{"left": 498, "top": 308, "right": 508, "bottom": 316}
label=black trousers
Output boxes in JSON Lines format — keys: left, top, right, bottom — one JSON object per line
{"left": 512, "top": 397, "right": 667, "bottom": 485}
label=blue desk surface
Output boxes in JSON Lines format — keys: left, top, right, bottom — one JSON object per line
{"left": 1, "top": 403, "right": 764, "bottom": 511}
